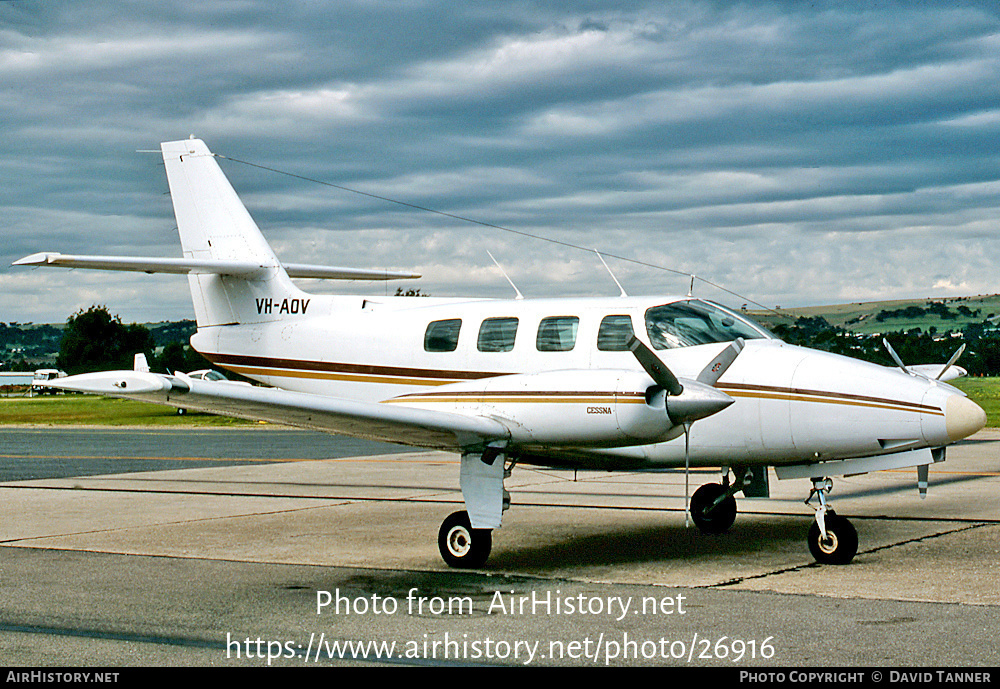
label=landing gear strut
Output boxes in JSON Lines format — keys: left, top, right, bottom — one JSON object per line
{"left": 805, "top": 477, "right": 858, "bottom": 565}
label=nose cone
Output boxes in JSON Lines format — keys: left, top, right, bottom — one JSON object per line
{"left": 946, "top": 395, "right": 987, "bottom": 442}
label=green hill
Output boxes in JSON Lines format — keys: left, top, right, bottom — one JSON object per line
{"left": 750, "top": 294, "right": 1000, "bottom": 335}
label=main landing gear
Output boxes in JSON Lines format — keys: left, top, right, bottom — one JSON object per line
{"left": 437, "top": 446, "right": 512, "bottom": 568}
{"left": 438, "top": 511, "right": 492, "bottom": 568}
{"left": 688, "top": 467, "right": 751, "bottom": 534}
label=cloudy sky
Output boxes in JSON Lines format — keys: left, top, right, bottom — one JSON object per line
{"left": 3, "top": 1, "right": 1000, "bottom": 324}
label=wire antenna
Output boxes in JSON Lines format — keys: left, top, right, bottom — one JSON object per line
{"left": 213, "top": 151, "right": 787, "bottom": 318}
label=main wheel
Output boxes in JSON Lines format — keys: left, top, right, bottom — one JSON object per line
{"left": 438, "top": 511, "right": 492, "bottom": 568}
{"left": 690, "top": 483, "right": 737, "bottom": 534}
{"left": 808, "top": 512, "right": 858, "bottom": 565}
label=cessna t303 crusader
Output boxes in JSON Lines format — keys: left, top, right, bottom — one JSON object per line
{"left": 15, "top": 138, "right": 987, "bottom": 567}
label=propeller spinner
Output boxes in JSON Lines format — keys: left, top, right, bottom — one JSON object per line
{"left": 627, "top": 336, "right": 742, "bottom": 426}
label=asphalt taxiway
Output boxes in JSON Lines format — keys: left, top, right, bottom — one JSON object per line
{"left": 2, "top": 426, "right": 999, "bottom": 666}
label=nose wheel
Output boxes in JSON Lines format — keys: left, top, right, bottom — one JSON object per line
{"left": 805, "top": 478, "right": 858, "bottom": 564}
{"left": 807, "top": 512, "right": 857, "bottom": 564}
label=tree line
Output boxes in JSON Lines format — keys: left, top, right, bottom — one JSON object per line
{"left": 55, "top": 306, "right": 210, "bottom": 375}
{"left": 770, "top": 316, "right": 1000, "bottom": 376}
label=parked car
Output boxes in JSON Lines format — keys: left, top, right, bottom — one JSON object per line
{"left": 31, "top": 368, "right": 67, "bottom": 395}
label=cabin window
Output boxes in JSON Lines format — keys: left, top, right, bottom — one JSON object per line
{"left": 536, "top": 316, "right": 579, "bottom": 351}
{"left": 424, "top": 319, "right": 462, "bottom": 352}
{"left": 645, "top": 300, "right": 770, "bottom": 349}
{"left": 597, "top": 315, "right": 634, "bottom": 351}
{"left": 478, "top": 317, "right": 519, "bottom": 352}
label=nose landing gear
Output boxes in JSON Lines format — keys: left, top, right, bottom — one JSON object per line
{"left": 805, "top": 477, "right": 858, "bottom": 565}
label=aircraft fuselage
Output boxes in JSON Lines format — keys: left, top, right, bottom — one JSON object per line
{"left": 191, "top": 290, "right": 978, "bottom": 470}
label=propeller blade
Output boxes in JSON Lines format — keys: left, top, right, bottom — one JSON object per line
{"left": 883, "top": 338, "right": 910, "bottom": 375}
{"left": 627, "top": 336, "right": 683, "bottom": 396}
{"left": 628, "top": 335, "right": 738, "bottom": 425}
{"left": 696, "top": 338, "right": 745, "bottom": 386}
{"left": 937, "top": 343, "right": 966, "bottom": 381}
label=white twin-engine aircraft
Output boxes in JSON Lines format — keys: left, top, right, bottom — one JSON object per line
{"left": 15, "top": 138, "right": 987, "bottom": 568}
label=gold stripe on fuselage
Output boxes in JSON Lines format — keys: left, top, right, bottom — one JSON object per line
{"left": 383, "top": 391, "right": 648, "bottom": 406}
{"left": 719, "top": 383, "right": 943, "bottom": 416}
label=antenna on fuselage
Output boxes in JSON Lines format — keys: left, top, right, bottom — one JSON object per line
{"left": 487, "top": 250, "right": 524, "bottom": 300}
{"left": 594, "top": 250, "right": 627, "bottom": 297}
{"left": 687, "top": 274, "right": 696, "bottom": 297}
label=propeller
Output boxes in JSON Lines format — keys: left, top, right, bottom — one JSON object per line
{"left": 883, "top": 338, "right": 967, "bottom": 381}
{"left": 627, "top": 336, "right": 744, "bottom": 526}
{"left": 627, "top": 336, "right": 741, "bottom": 426}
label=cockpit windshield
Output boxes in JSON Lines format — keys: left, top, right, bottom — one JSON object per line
{"left": 645, "top": 300, "right": 774, "bottom": 349}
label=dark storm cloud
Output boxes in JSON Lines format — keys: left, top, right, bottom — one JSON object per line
{"left": 2, "top": 1, "right": 999, "bottom": 322}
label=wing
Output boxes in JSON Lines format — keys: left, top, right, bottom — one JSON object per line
{"left": 43, "top": 369, "right": 509, "bottom": 452}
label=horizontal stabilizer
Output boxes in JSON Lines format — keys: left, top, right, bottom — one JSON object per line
{"left": 13, "top": 252, "right": 420, "bottom": 281}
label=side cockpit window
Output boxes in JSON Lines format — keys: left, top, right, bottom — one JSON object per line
{"left": 478, "top": 317, "right": 518, "bottom": 352}
{"left": 536, "top": 316, "right": 579, "bottom": 351}
{"left": 597, "top": 315, "right": 634, "bottom": 351}
{"left": 424, "top": 319, "right": 462, "bottom": 352}
{"left": 645, "top": 300, "right": 771, "bottom": 349}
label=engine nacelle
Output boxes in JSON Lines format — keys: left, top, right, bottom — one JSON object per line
{"left": 384, "top": 369, "right": 680, "bottom": 448}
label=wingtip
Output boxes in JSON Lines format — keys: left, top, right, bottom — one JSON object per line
{"left": 12, "top": 252, "right": 54, "bottom": 267}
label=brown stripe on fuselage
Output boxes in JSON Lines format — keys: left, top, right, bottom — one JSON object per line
{"left": 202, "top": 352, "right": 943, "bottom": 416}
{"left": 203, "top": 351, "right": 505, "bottom": 382}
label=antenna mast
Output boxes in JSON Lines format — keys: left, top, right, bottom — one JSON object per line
{"left": 487, "top": 251, "right": 524, "bottom": 300}
{"left": 594, "top": 250, "right": 627, "bottom": 297}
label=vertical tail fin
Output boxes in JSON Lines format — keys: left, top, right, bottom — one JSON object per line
{"left": 160, "top": 138, "right": 302, "bottom": 328}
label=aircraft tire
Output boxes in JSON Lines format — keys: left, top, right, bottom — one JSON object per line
{"left": 690, "top": 483, "right": 737, "bottom": 534}
{"left": 438, "top": 511, "right": 492, "bottom": 568}
{"left": 808, "top": 512, "right": 858, "bottom": 565}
